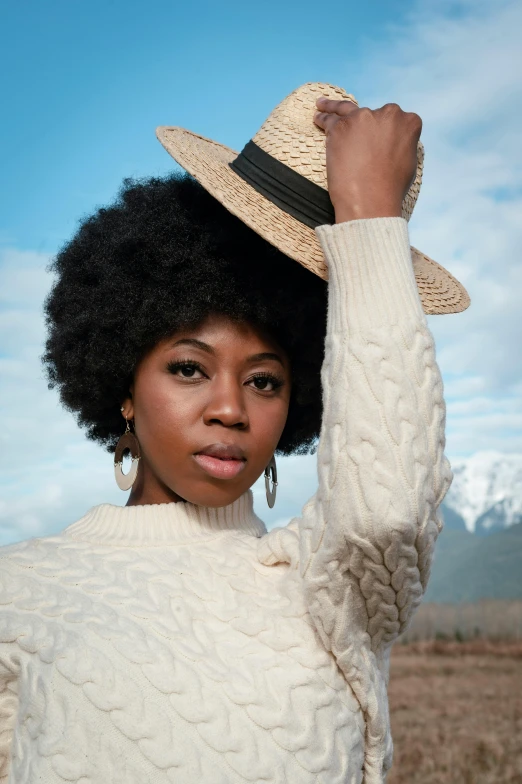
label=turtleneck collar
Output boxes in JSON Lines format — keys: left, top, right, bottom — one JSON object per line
{"left": 63, "top": 490, "right": 267, "bottom": 547}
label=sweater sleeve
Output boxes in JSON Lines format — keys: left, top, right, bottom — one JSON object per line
{"left": 258, "top": 217, "right": 452, "bottom": 782}
{"left": 0, "top": 655, "right": 17, "bottom": 783}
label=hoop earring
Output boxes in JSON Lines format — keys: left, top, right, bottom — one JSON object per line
{"left": 264, "top": 455, "right": 278, "bottom": 508}
{"left": 114, "top": 411, "right": 141, "bottom": 491}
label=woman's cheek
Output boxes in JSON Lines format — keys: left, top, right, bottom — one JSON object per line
{"left": 132, "top": 375, "right": 189, "bottom": 450}
{"left": 250, "top": 396, "right": 289, "bottom": 446}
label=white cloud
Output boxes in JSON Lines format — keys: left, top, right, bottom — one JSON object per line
{"left": 1, "top": 0, "right": 521, "bottom": 543}
{"left": 0, "top": 249, "right": 126, "bottom": 544}
{"left": 354, "top": 0, "right": 522, "bottom": 456}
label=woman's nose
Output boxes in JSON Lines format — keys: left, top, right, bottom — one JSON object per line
{"left": 202, "top": 378, "right": 249, "bottom": 429}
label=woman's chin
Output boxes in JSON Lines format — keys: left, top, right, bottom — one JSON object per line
{"left": 173, "top": 477, "right": 252, "bottom": 509}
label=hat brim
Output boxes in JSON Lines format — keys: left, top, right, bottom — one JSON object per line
{"left": 156, "top": 126, "right": 470, "bottom": 315}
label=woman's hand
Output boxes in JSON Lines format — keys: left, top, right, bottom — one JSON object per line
{"left": 314, "top": 96, "right": 422, "bottom": 223}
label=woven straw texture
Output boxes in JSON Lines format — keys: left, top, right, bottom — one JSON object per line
{"left": 156, "top": 82, "right": 470, "bottom": 315}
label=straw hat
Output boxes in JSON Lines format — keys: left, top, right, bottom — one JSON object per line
{"left": 156, "top": 82, "right": 470, "bottom": 315}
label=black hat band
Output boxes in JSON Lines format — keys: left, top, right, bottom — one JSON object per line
{"left": 229, "top": 140, "right": 335, "bottom": 230}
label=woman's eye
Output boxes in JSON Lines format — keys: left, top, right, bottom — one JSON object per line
{"left": 168, "top": 361, "right": 204, "bottom": 379}
{"left": 249, "top": 375, "right": 282, "bottom": 392}
{"left": 180, "top": 365, "right": 199, "bottom": 377}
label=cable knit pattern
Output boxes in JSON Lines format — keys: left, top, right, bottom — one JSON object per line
{"left": 0, "top": 217, "right": 451, "bottom": 784}
{"left": 259, "top": 218, "right": 452, "bottom": 782}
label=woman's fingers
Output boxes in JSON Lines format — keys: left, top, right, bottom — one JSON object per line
{"left": 316, "top": 96, "right": 358, "bottom": 115}
{"left": 313, "top": 111, "right": 340, "bottom": 132}
{"left": 314, "top": 95, "right": 359, "bottom": 132}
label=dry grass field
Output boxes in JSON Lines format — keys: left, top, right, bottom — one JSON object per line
{"left": 387, "top": 604, "right": 522, "bottom": 784}
{"left": 400, "top": 601, "right": 522, "bottom": 644}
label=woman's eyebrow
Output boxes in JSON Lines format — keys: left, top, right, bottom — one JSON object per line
{"left": 171, "top": 338, "right": 215, "bottom": 354}
{"left": 170, "top": 340, "right": 284, "bottom": 367}
{"left": 246, "top": 352, "right": 285, "bottom": 367}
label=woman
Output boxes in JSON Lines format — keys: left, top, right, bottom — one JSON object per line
{"left": 0, "top": 83, "right": 469, "bottom": 783}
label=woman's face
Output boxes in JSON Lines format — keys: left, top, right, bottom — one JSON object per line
{"left": 121, "top": 313, "right": 292, "bottom": 507}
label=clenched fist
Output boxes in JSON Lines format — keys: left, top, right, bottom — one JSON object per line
{"left": 314, "top": 96, "right": 422, "bottom": 223}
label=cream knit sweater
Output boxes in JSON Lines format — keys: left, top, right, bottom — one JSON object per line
{"left": 0, "top": 218, "right": 451, "bottom": 784}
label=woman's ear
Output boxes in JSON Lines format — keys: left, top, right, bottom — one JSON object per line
{"left": 121, "top": 385, "right": 134, "bottom": 420}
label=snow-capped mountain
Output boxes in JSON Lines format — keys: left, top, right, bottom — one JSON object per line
{"left": 443, "top": 451, "right": 522, "bottom": 534}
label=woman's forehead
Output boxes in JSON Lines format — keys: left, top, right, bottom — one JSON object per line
{"left": 155, "top": 313, "right": 289, "bottom": 362}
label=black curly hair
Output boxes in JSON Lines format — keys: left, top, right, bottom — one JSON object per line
{"left": 42, "top": 173, "right": 328, "bottom": 455}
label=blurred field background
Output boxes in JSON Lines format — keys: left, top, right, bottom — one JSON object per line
{"left": 388, "top": 601, "right": 522, "bottom": 784}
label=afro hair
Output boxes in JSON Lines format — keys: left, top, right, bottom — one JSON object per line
{"left": 42, "top": 173, "right": 328, "bottom": 455}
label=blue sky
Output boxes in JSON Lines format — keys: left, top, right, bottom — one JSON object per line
{"left": 1, "top": 0, "right": 521, "bottom": 543}
{"left": 1, "top": 0, "right": 411, "bottom": 253}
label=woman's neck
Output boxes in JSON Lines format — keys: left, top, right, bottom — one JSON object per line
{"left": 125, "top": 462, "right": 184, "bottom": 506}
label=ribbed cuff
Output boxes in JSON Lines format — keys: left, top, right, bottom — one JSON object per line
{"left": 315, "top": 218, "right": 426, "bottom": 333}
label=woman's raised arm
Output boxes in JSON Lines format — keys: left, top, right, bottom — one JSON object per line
{"left": 258, "top": 99, "right": 452, "bottom": 782}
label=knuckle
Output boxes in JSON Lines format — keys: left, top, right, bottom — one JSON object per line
{"left": 383, "top": 102, "right": 402, "bottom": 112}
{"left": 408, "top": 111, "right": 423, "bottom": 130}
{"left": 339, "top": 98, "right": 357, "bottom": 112}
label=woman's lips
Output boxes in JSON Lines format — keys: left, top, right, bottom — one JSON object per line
{"left": 193, "top": 453, "right": 246, "bottom": 479}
